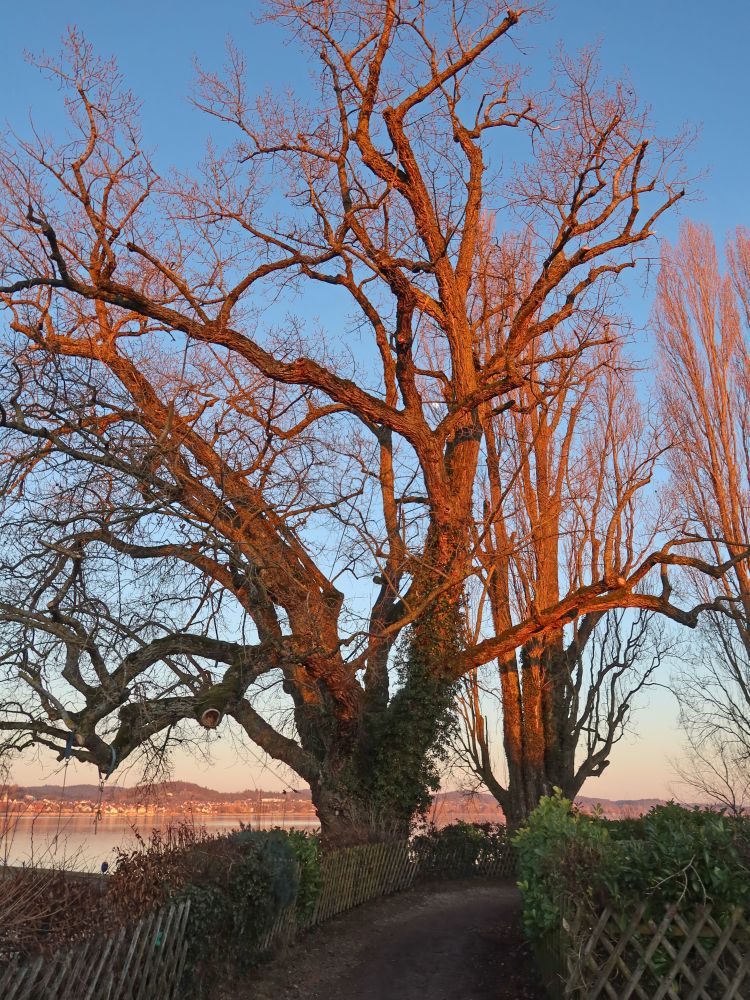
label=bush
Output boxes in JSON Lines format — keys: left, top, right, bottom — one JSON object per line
{"left": 0, "top": 822, "right": 324, "bottom": 990}
{"left": 412, "top": 821, "right": 511, "bottom": 877}
{"left": 513, "top": 792, "right": 612, "bottom": 940}
{"left": 608, "top": 802, "right": 750, "bottom": 915}
{"left": 0, "top": 867, "right": 105, "bottom": 962}
{"left": 108, "top": 822, "right": 323, "bottom": 978}
{"left": 285, "top": 829, "right": 322, "bottom": 916}
{"left": 514, "top": 792, "right": 750, "bottom": 942}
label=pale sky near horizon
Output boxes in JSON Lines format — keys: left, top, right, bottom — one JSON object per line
{"left": 1, "top": 2, "right": 747, "bottom": 800}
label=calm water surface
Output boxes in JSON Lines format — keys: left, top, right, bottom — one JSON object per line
{"left": 2, "top": 813, "right": 320, "bottom": 872}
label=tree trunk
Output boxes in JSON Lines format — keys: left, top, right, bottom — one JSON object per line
{"left": 496, "top": 641, "right": 579, "bottom": 828}
{"left": 309, "top": 774, "right": 412, "bottom": 848}
{"left": 299, "top": 599, "right": 460, "bottom": 847}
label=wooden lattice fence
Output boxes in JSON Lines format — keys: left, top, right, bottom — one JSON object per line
{"left": 0, "top": 899, "right": 190, "bottom": 1000}
{"left": 557, "top": 901, "right": 750, "bottom": 999}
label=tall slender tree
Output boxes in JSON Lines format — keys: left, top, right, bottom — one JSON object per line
{"left": 454, "top": 321, "right": 670, "bottom": 823}
{"left": 657, "top": 222, "right": 750, "bottom": 812}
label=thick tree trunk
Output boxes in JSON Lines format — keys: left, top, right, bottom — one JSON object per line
{"left": 497, "top": 653, "right": 534, "bottom": 828}
{"left": 309, "top": 774, "right": 412, "bottom": 847}
{"left": 297, "top": 596, "right": 461, "bottom": 847}
{"left": 501, "top": 750, "right": 578, "bottom": 828}
{"left": 497, "top": 641, "right": 579, "bottom": 828}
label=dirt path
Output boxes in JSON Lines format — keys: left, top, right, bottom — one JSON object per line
{"left": 221, "top": 880, "right": 544, "bottom": 1000}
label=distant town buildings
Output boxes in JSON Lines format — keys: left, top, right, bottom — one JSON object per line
{"left": 0, "top": 782, "right": 678, "bottom": 822}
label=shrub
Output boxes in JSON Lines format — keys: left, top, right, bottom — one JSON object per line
{"left": 607, "top": 803, "right": 750, "bottom": 916}
{"left": 108, "top": 822, "right": 323, "bottom": 975}
{"left": 412, "top": 821, "right": 511, "bottom": 877}
{"left": 0, "top": 867, "right": 105, "bottom": 961}
{"left": 514, "top": 792, "right": 750, "bottom": 942}
{"left": 285, "top": 829, "right": 322, "bottom": 916}
{"left": 0, "top": 822, "right": 325, "bottom": 991}
{"left": 513, "top": 792, "right": 612, "bottom": 940}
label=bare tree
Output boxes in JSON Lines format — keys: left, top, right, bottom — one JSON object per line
{"left": 657, "top": 222, "right": 750, "bottom": 814}
{"left": 0, "top": 5, "right": 721, "bottom": 844}
{"left": 673, "top": 724, "right": 750, "bottom": 817}
{"left": 456, "top": 610, "right": 669, "bottom": 819}
{"left": 453, "top": 320, "right": 673, "bottom": 823}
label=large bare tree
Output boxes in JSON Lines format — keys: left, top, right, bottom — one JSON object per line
{"left": 0, "top": 3, "right": 723, "bottom": 843}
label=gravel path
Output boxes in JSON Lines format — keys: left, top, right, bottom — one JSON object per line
{"left": 219, "top": 880, "right": 544, "bottom": 1000}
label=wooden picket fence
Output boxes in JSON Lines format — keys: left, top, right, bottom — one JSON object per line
{"left": 258, "top": 839, "right": 418, "bottom": 951}
{"left": 257, "top": 838, "right": 516, "bottom": 951}
{"left": 0, "top": 837, "right": 517, "bottom": 998}
{"left": 315, "top": 839, "right": 417, "bottom": 921}
{"left": 414, "top": 844, "right": 517, "bottom": 881}
{"left": 0, "top": 899, "right": 191, "bottom": 1000}
{"left": 557, "top": 901, "right": 750, "bottom": 999}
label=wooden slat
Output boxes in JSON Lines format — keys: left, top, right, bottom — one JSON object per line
{"left": 9, "top": 954, "right": 44, "bottom": 1000}
{"left": 563, "top": 900, "right": 750, "bottom": 1000}
{"left": 83, "top": 928, "right": 121, "bottom": 1000}
{"left": 134, "top": 904, "right": 169, "bottom": 1000}
{"left": 620, "top": 905, "right": 681, "bottom": 1000}
{"left": 685, "top": 908, "right": 742, "bottom": 1000}
{"left": 40, "top": 946, "right": 75, "bottom": 998}
{"left": 0, "top": 899, "right": 192, "bottom": 1000}
{"left": 589, "top": 903, "right": 647, "bottom": 999}
{"left": 167, "top": 903, "right": 191, "bottom": 1000}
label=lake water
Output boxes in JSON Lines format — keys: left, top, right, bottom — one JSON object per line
{"left": 1, "top": 813, "right": 320, "bottom": 872}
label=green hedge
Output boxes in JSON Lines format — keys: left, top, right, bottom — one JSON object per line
{"left": 109, "top": 824, "right": 322, "bottom": 980}
{"left": 513, "top": 791, "right": 750, "bottom": 942}
{"left": 411, "top": 821, "right": 512, "bottom": 877}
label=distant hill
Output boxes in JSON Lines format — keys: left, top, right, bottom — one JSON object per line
{"left": 575, "top": 796, "right": 675, "bottom": 818}
{"left": 11, "top": 782, "right": 688, "bottom": 819}
{"left": 431, "top": 790, "right": 682, "bottom": 821}
{"left": 13, "top": 781, "right": 311, "bottom": 804}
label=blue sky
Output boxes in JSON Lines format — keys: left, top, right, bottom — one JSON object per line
{"left": 2, "top": 1, "right": 747, "bottom": 797}
{"left": 2, "top": 0, "right": 746, "bottom": 242}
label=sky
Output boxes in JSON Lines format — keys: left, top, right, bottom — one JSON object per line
{"left": 1, "top": 1, "right": 748, "bottom": 800}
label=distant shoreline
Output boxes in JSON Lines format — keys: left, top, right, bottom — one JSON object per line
{"left": 3, "top": 811, "right": 318, "bottom": 820}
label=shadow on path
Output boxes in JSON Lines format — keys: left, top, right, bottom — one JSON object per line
{"left": 222, "top": 880, "right": 544, "bottom": 1000}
